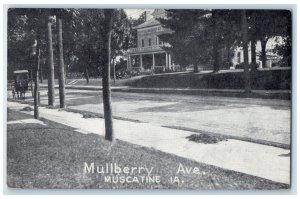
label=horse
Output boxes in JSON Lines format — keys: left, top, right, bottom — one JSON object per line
{"left": 13, "top": 80, "right": 27, "bottom": 100}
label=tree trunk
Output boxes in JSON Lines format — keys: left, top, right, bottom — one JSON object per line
{"left": 250, "top": 11, "right": 257, "bottom": 72}
{"left": 85, "top": 51, "right": 91, "bottom": 84}
{"left": 113, "top": 58, "right": 116, "bottom": 85}
{"left": 227, "top": 41, "right": 231, "bottom": 67}
{"left": 212, "top": 10, "right": 220, "bottom": 72}
{"left": 34, "top": 50, "right": 40, "bottom": 119}
{"left": 193, "top": 62, "right": 199, "bottom": 73}
{"left": 103, "top": 9, "right": 114, "bottom": 141}
{"left": 47, "top": 20, "right": 55, "bottom": 107}
{"left": 65, "top": 64, "right": 68, "bottom": 84}
{"left": 261, "top": 37, "right": 268, "bottom": 68}
{"left": 34, "top": 25, "right": 41, "bottom": 119}
{"left": 85, "top": 67, "right": 89, "bottom": 84}
{"left": 57, "top": 18, "right": 66, "bottom": 108}
{"left": 30, "top": 70, "right": 34, "bottom": 97}
{"left": 250, "top": 37, "right": 257, "bottom": 72}
{"left": 241, "top": 10, "right": 251, "bottom": 93}
{"left": 39, "top": 63, "right": 43, "bottom": 83}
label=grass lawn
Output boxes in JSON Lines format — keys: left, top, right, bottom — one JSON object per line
{"left": 7, "top": 109, "right": 289, "bottom": 189}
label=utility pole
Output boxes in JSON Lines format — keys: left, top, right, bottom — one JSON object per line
{"left": 103, "top": 9, "right": 114, "bottom": 141}
{"left": 57, "top": 17, "right": 66, "bottom": 108}
{"left": 34, "top": 22, "right": 41, "bottom": 119}
{"left": 47, "top": 19, "right": 55, "bottom": 107}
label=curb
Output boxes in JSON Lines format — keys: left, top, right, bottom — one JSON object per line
{"left": 40, "top": 85, "right": 291, "bottom": 100}
{"left": 112, "top": 88, "right": 291, "bottom": 100}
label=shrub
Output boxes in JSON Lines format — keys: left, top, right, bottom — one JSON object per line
{"left": 154, "top": 67, "right": 165, "bottom": 74}
{"left": 235, "top": 62, "right": 259, "bottom": 70}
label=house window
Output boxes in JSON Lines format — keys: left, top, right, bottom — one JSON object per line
{"left": 237, "top": 52, "right": 241, "bottom": 63}
{"left": 141, "top": 39, "right": 144, "bottom": 47}
{"left": 149, "top": 38, "right": 152, "bottom": 46}
{"left": 156, "top": 36, "right": 159, "bottom": 45}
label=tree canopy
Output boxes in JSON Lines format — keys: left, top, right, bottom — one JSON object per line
{"left": 7, "top": 8, "right": 133, "bottom": 79}
{"left": 157, "top": 9, "right": 291, "bottom": 72}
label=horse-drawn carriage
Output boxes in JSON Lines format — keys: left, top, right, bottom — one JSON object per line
{"left": 12, "top": 70, "right": 33, "bottom": 100}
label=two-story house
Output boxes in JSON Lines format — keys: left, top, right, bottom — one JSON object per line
{"left": 127, "top": 9, "right": 173, "bottom": 73}
{"left": 127, "top": 9, "right": 285, "bottom": 73}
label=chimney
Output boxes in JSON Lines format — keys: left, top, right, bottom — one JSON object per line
{"left": 145, "top": 11, "right": 151, "bottom": 21}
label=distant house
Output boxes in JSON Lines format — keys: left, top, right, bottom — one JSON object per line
{"left": 127, "top": 9, "right": 174, "bottom": 73}
{"left": 232, "top": 36, "right": 284, "bottom": 69}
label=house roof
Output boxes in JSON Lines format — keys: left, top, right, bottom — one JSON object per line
{"left": 152, "top": 9, "right": 165, "bottom": 17}
{"left": 133, "top": 9, "right": 166, "bottom": 30}
{"left": 133, "top": 17, "right": 161, "bottom": 30}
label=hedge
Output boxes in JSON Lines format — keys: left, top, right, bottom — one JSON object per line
{"left": 126, "top": 69, "right": 291, "bottom": 90}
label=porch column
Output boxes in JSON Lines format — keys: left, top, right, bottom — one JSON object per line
{"left": 152, "top": 53, "right": 155, "bottom": 72}
{"left": 127, "top": 55, "right": 129, "bottom": 69}
{"left": 140, "top": 54, "right": 143, "bottom": 71}
{"left": 128, "top": 55, "right": 132, "bottom": 69}
{"left": 168, "top": 53, "right": 172, "bottom": 69}
{"left": 165, "top": 52, "right": 168, "bottom": 70}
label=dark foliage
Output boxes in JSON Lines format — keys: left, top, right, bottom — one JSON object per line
{"left": 127, "top": 69, "right": 291, "bottom": 90}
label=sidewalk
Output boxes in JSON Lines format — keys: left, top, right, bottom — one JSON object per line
{"left": 39, "top": 83, "right": 291, "bottom": 100}
{"left": 7, "top": 101, "right": 291, "bottom": 184}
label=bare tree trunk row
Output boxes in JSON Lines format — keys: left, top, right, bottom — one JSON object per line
{"left": 33, "top": 13, "right": 66, "bottom": 119}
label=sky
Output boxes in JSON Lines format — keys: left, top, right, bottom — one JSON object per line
{"left": 124, "top": 9, "right": 154, "bottom": 19}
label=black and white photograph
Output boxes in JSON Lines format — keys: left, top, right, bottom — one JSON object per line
{"left": 4, "top": 5, "right": 294, "bottom": 191}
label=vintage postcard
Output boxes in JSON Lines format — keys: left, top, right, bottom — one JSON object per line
{"left": 6, "top": 7, "right": 292, "bottom": 190}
